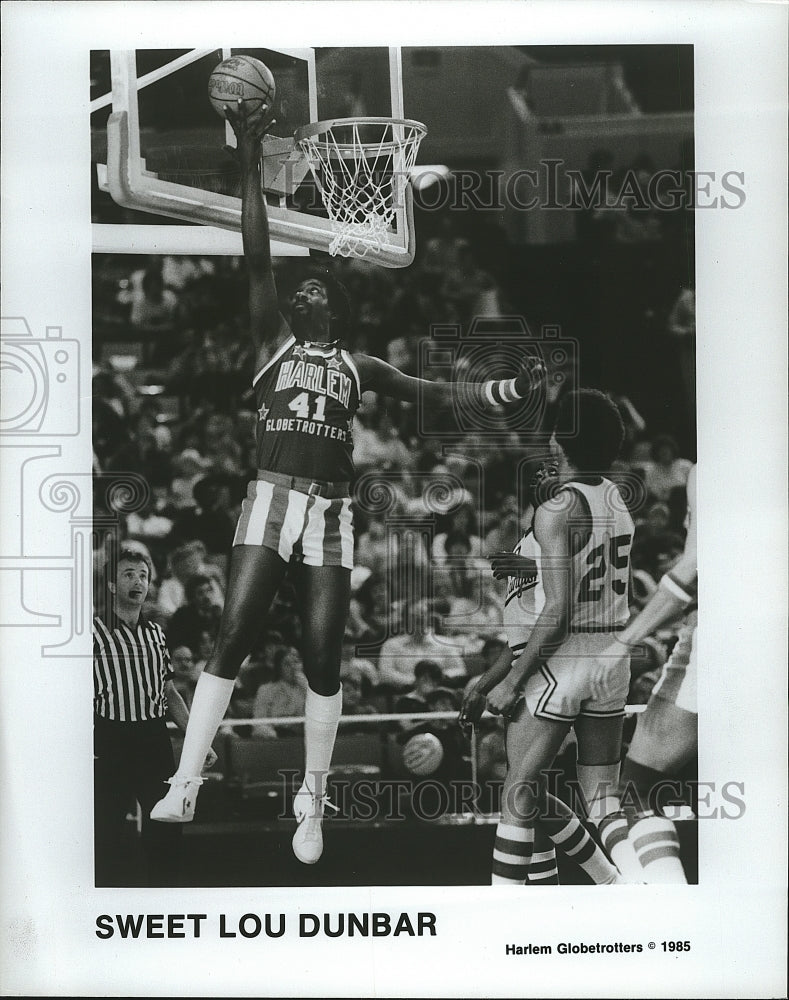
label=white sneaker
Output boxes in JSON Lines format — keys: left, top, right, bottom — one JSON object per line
{"left": 291, "top": 783, "right": 338, "bottom": 865}
{"left": 150, "top": 775, "right": 203, "bottom": 823}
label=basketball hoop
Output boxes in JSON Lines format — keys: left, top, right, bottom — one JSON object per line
{"left": 294, "top": 117, "right": 427, "bottom": 259}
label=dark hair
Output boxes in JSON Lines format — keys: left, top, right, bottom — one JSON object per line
{"left": 650, "top": 434, "right": 680, "bottom": 462}
{"left": 185, "top": 573, "right": 213, "bottom": 603}
{"left": 426, "top": 686, "right": 459, "bottom": 709}
{"left": 450, "top": 502, "right": 479, "bottom": 534}
{"left": 355, "top": 571, "right": 385, "bottom": 612}
{"left": 553, "top": 389, "right": 625, "bottom": 472}
{"left": 343, "top": 669, "right": 372, "bottom": 698}
{"left": 414, "top": 659, "right": 444, "bottom": 685}
{"left": 171, "top": 540, "right": 207, "bottom": 564}
{"left": 273, "top": 645, "right": 300, "bottom": 678}
{"left": 654, "top": 530, "right": 685, "bottom": 555}
{"left": 296, "top": 266, "right": 352, "bottom": 339}
{"left": 142, "top": 268, "right": 163, "bottom": 293}
{"left": 104, "top": 541, "right": 153, "bottom": 590}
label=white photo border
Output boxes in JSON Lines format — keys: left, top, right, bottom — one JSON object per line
{"left": 1, "top": 2, "right": 786, "bottom": 997}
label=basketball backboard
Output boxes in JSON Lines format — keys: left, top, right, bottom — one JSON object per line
{"left": 91, "top": 47, "right": 420, "bottom": 264}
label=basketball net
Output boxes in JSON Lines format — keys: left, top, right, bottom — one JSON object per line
{"left": 295, "top": 118, "right": 426, "bottom": 259}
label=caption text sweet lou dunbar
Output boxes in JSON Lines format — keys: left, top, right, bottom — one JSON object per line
{"left": 96, "top": 911, "right": 437, "bottom": 940}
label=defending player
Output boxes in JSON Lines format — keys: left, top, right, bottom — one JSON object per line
{"left": 595, "top": 464, "right": 698, "bottom": 883}
{"left": 152, "top": 102, "right": 545, "bottom": 865}
{"left": 461, "top": 389, "right": 634, "bottom": 884}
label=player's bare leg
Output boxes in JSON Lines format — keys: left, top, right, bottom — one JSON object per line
{"left": 151, "top": 545, "right": 288, "bottom": 822}
{"left": 573, "top": 712, "right": 644, "bottom": 881}
{"left": 290, "top": 563, "right": 350, "bottom": 863}
{"left": 499, "top": 705, "right": 627, "bottom": 885}
{"left": 620, "top": 696, "right": 696, "bottom": 883}
{"left": 493, "top": 706, "right": 567, "bottom": 884}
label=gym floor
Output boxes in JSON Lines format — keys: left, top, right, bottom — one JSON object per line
{"left": 102, "top": 815, "right": 698, "bottom": 888}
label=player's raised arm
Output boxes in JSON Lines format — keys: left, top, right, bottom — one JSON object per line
{"left": 353, "top": 352, "right": 546, "bottom": 410}
{"left": 225, "top": 102, "right": 288, "bottom": 353}
{"left": 620, "top": 464, "right": 697, "bottom": 646}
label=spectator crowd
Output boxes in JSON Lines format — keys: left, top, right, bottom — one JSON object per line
{"left": 92, "top": 226, "right": 694, "bottom": 754}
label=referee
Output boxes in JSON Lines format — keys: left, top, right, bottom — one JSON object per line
{"left": 93, "top": 541, "right": 215, "bottom": 886}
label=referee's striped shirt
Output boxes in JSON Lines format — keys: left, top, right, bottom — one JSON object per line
{"left": 93, "top": 610, "right": 173, "bottom": 722}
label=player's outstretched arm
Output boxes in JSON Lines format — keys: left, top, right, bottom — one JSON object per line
{"left": 225, "top": 101, "right": 288, "bottom": 353}
{"left": 620, "top": 464, "right": 697, "bottom": 645}
{"left": 353, "top": 353, "right": 545, "bottom": 409}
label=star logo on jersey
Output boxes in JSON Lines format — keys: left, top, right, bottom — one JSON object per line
{"left": 292, "top": 344, "right": 306, "bottom": 360}
{"left": 257, "top": 404, "right": 270, "bottom": 422}
{"left": 327, "top": 354, "right": 342, "bottom": 370}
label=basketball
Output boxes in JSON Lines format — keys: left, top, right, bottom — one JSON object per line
{"left": 402, "top": 732, "right": 444, "bottom": 776}
{"left": 208, "top": 56, "right": 276, "bottom": 120}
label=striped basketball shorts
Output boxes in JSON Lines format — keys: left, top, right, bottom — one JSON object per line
{"left": 233, "top": 478, "right": 354, "bottom": 569}
{"left": 650, "top": 611, "right": 697, "bottom": 714}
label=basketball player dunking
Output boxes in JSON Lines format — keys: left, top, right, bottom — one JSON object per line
{"left": 461, "top": 390, "right": 634, "bottom": 884}
{"left": 152, "top": 102, "right": 545, "bottom": 864}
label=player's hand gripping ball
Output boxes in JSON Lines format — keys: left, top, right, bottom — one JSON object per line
{"left": 208, "top": 55, "right": 276, "bottom": 120}
{"left": 402, "top": 732, "right": 444, "bottom": 776}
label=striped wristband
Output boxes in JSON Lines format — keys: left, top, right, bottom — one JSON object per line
{"left": 484, "top": 378, "right": 523, "bottom": 406}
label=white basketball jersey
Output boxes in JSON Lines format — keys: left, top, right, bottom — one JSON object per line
{"left": 503, "top": 478, "right": 634, "bottom": 650}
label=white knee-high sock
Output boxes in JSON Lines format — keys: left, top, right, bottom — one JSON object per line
{"left": 528, "top": 825, "right": 559, "bottom": 884}
{"left": 628, "top": 811, "right": 688, "bottom": 884}
{"left": 176, "top": 673, "right": 235, "bottom": 778}
{"left": 302, "top": 686, "right": 342, "bottom": 797}
{"left": 577, "top": 762, "right": 644, "bottom": 880}
{"left": 598, "top": 810, "right": 646, "bottom": 882}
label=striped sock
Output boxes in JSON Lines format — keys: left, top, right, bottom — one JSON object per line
{"left": 491, "top": 822, "right": 534, "bottom": 885}
{"left": 528, "top": 825, "right": 559, "bottom": 885}
{"left": 598, "top": 810, "right": 646, "bottom": 882}
{"left": 628, "top": 811, "right": 687, "bottom": 883}
{"left": 540, "top": 792, "right": 622, "bottom": 884}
